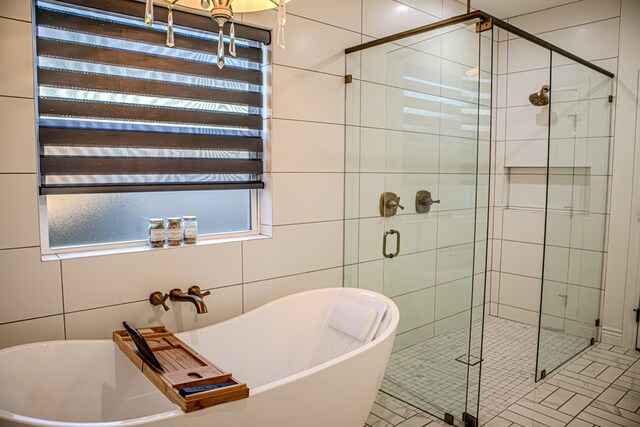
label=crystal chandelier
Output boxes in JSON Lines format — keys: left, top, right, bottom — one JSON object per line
{"left": 144, "top": 0, "right": 291, "bottom": 69}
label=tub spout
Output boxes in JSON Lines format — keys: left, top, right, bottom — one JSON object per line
{"left": 169, "top": 287, "right": 209, "bottom": 314}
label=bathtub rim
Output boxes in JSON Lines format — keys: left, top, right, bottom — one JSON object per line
{"left": 0, "top": 287, "right": 399, "bottom": 427}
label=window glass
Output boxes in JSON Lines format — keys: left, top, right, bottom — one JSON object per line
{"left": 46, "top": 190, "right": 251, "bottom": 248}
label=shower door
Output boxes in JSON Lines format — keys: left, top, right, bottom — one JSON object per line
{"left": 536, "top": 53, "right": 613, "bottom": 380}
{"left": 345, "top": 19, "right": 491, "bottom": 426}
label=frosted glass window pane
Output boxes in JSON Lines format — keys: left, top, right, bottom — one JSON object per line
{"left": 46, "top": 190, "right": 251, "bottom": 248}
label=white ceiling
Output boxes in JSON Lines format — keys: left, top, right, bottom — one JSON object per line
{"left": 463, "top": 0, "right": 579, "bottom": 19}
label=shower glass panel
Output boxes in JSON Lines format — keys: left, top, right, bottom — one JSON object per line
{"left": 344, "top": 19, "right": 490, "bottom": 426}
{"left": 536, "top": 52, "right": 613, "bottom": 380}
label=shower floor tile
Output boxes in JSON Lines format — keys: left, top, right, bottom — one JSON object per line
{"left": 368, "top": 316, "right": 601, "bottom": 426}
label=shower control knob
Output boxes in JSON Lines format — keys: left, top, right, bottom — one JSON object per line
{"left": 387, "top": 199, "right": 404, "bottom": 210}
{"left": 416, "top": 190, "right": 439, "bottom": 214}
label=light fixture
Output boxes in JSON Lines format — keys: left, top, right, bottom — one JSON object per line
{"left": 144, "top": 0, "right": 292, "bottom": 69}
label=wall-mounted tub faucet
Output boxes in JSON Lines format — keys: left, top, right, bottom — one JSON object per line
{"left": 170, "top": 286, "right": 210, "bottom": 314}
{"left": 149, "top": 291, "right": 170, "bottom": 311}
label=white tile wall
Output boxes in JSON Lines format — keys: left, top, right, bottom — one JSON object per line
{"left": 0, "top": 17, "right": 34, "bottom": 98}
{"left": 0, "top": 174, "right": 40, "bottom": 250}
{"left": 0, "top": 0, "right": 363, "bottom": 347}
{"left": 62, "top": 242, "right": 243, "bottom": 312}
{"left": 0, "top": 0, "right": 32, "bottom": 21}
{"left": 242, "top": 221, "right": 343, "bottom": 283}
{"left": 492, "top": 0, "right": 620, "bottom": 328}
{"left": 0, "top": 97, "right": 36, "bottom": 173}
{"left": 0, "top": 247, "right": 62, "bottom": 323}
{"left": 0, "top": 0, "right": 631, "bottom": 350}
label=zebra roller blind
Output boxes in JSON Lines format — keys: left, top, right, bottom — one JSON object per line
{"left": 35, "top": 0, "right": 269, "bottom": 195}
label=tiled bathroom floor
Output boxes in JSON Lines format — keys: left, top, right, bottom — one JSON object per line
{"left": 367, "top": 317, "right": 640, "bottom": 426}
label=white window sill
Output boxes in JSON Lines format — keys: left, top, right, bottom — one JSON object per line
{"left": 41, "top": 231, "right": 272, "bottom": 262}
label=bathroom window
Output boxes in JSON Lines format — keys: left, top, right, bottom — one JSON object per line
{"left": 34, "top": 0, "right": 269, "bottom": 251}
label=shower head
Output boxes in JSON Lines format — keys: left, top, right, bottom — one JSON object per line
{"left": 529, "top": 84, "right": 550, "bottom": 106}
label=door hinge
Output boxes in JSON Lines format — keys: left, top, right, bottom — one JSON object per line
{"left": 595, "top": 319, "right": 600, "bottom": 327}
{"left": 634, "top": 308, "right": 640, "bottom": 322}
{"left": 476, "top": 18, "right": 492, "bottom": 32}
{"left": 444, "top": 413, "right": 455, "bottom": 425}
{"left": 463, "top": 412, "right": 478, "bottom": 427}
{"left": 590, "top": 337, "right": 596, "bottom": 346}
{"left": 345, "top": 74, "right": 353, "bottom": 84}
{"left": 609, "top": 95, "right": 614, "bottom": 103}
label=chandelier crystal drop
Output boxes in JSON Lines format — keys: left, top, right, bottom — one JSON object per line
{"left": 143, "top": 0, "right": 291, "bottom": 69}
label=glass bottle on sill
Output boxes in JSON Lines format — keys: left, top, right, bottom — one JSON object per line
{"left": 183, "top": 216, "right": 198, "bottom": 245}
{"left": 148, "top": 218, "right": 165, "bottom": 248}
{"left": 167, "top": 217, "right": 183, "bottom": 246}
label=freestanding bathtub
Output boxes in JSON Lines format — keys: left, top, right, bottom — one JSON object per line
{"left": 0, "top": 288, "right": 399, "bottom": 427}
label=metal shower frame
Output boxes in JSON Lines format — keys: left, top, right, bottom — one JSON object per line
{"left": 345, "top": 10, "right": 614, "bottom": 79}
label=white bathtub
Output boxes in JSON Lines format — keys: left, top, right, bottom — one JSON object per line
{"left": 0, "top": 288, "right": 399, "bottom": 427}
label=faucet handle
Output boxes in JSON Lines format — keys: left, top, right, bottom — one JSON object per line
{"left": 149, "top": 291, "right": 170, "bottom": 311}
{"left": 188, "top": 285, "right": 211, "bottom": 298}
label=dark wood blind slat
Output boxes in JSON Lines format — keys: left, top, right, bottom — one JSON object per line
{"left": 36, "top": 9, "right": 263, "bottom": 62}
{"left": 38, "top": 70, "right": 263, "bottom": 108}
{"left": 39, "top": 99, "right": 264, "bottom": 130}
{"left": 36, "top": 39, "right": 263, "bottom": 85}
{"left": 39, "top": 128, "right": 263, "bottom": 152}
{"left": 40, "top": 157, "right": 264, "bottom": 175}
{"left": 41, "top": 182, "right": 265, "bottom": 195}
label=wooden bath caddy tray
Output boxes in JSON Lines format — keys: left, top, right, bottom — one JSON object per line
{"left": 113, "top": 326, "right": 249, "bottom": 413}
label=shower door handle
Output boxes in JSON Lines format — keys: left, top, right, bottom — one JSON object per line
{"left": 383, "top": 229, "right": 401, "bottom": 259}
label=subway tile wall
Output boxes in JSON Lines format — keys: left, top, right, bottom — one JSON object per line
{"left": 488, "top": 0, "right": 620, "bottom": 328}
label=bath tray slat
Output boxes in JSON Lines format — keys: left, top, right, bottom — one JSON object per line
{"left": 113, "top": 326, "right": 249, "bottom": 412}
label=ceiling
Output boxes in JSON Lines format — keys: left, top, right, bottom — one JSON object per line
{"left": 462, "top": 0, "right": 579, "bottom": 19}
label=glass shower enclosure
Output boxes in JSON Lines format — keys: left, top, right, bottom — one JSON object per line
{"left": 343, "top": 10, "right": 614, "bottom": 427}
{"left": 536, "top": 53, "right": 614, "bottom": 380}
{"left": 344, "top": 17, "right": 492, "bottom": 426}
